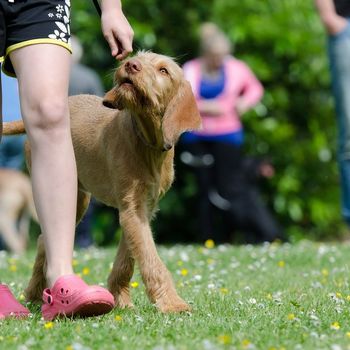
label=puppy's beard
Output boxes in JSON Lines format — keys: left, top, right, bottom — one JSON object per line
{"left": 116, "top": 83, "right": 159, "bottom": 112}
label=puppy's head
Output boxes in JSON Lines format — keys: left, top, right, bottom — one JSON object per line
{"left": 103, "top": 51, "right": 201, "bottom": 149}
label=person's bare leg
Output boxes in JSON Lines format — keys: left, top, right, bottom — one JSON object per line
{"left": 10, "top": 44, "right": 76, "bottom": 287}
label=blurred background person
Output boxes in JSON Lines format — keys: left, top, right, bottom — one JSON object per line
{"left": 181, "top": 23, "right": 282, "bottom": 243}
{"left": 0, "top": 72, "right": 27, "bottom": 251}
{"left": 314, "top": 0, "right": 350, "bottom": 227}
{"left": 69, "top": 35, "right": 104, "bottom": 97}
{"left": 69, "top": 35, "right": 104, "bottom": 248}
{"left": 0, "top": 72, "right": 25, "bottom": 170}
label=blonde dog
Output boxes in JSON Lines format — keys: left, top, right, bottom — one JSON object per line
{"left": 3, "top": 52, "right": 201, "bottom": 312}
{"left": 0, "top": 168, "right": 37, "bottom": 254}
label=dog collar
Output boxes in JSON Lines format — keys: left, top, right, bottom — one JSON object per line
{"left": 131, "top": 117, "right": 170, "bottom": 152}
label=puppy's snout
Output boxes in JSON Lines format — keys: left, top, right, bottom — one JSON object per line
{"left": 125, "top": 59, "right": 142, "bottom": 74}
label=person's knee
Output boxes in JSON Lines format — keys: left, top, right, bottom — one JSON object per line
{"left": 24, "top": 98, "right": 69, "bottom": 137}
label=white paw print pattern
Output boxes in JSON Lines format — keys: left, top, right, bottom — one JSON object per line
{"left": 48, "top": 0, "right": 71, "bottom": 44}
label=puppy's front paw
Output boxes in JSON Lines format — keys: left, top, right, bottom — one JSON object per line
{"left": 110, "top": 286, "right": 134, "bottom": 309}
{"left": 156, "top": 295, "right": 191, "bottom": 313}
{"left": 115, "top": 290, "right": 134, "bottom": 309}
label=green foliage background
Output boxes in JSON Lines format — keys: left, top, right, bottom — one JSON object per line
{"left": 70, "top": 0, "right": 344, "bottom": 241}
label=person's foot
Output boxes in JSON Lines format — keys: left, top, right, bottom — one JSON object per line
{"left": 0, "top": 284, "right": 30, "bottom": 319}
{"left": 42, "top": 275, "right": 115, "bottom": 321}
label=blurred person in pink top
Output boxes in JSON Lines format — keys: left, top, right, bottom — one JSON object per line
{"left": 182, "top": 23, "right": 282, "bottom": 243}
{"left": 183, "top": 23, "right": 263, "bottom": 139}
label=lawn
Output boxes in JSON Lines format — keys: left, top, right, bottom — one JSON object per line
{"left": 1, "top": 240, "right": 350, "bottom": 350}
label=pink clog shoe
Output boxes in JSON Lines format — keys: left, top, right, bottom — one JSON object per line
{"left": 0, "top": 284, "right": 30, "bottom": 319}
{"left": 42, "top": 275, "right": 115, "bottom": 321}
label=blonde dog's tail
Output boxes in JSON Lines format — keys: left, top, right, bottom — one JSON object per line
{"left": 3, "top": 121, "right": 26, "bottom": 135}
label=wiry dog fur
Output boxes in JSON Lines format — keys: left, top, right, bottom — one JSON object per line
{"left": 0, "top": 168, "right": 38, "bottom": 254}
{"left": 3, "top": 51, "right": 201, "bottom": 312}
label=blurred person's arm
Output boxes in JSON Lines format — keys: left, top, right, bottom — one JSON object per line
{"left": 100, "top": 0, "right": 134, "bottom": 59}
{"left": 198, "top": 100, "right": 224, "bottom": 116}
{"left": 314, "top": 0, "right": 348, "bottom": 35}
{"left": 235, "top": 64, "right": 264, "bottom": 116}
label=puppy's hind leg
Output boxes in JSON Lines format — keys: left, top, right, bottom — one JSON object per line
{"left": 76, "top": 189, "right": 91, "bottom": 226}
{"left": 108, "top": 232, "right": 135, "bottom": 308}
{"left": 25, "top": 234, "right": 47, "bottom": 302}
{"left": 25, "top": 189, "right": 91, "bottom": 303}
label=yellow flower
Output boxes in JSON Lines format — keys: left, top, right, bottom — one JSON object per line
{"left": 287, "top": 313, "right": 295, "bottom": 320}
{"left": 242, "top": 339, "right": 251, "bottom": 348}
{"left": 266, "top": 293, "right": 272, "bottom": 300}
{"left": 321, "top": 268, "right": 329, "bottom": 277}
{"left": 66, "top": 346, "right": 74, "bottom": 350}
{"left": 9, "top": 265, "right": 17, "bottom": 272}
{"left": 278, "top": 260, "right": 285, "bottom": 268}
{"left": 220, "top": 288, "right": 229, "bottom": 294}
{"left": 19, "top": 294, "right": 25, "bottom": 301}
{"left": 82, "top": 267, "right": 90, "bottom": 275}
{"left": 130, "top": 281, "right": 139, "bottom": 288}
{"left": 44, "top": 322, "right": 54, "bottom": 329}
{"left": 217, "top": 334, "right": 231, "bottom": 345}
{"left": 346, "top": 295, "right": 350, "bottom": 301}
{"left": 331, "top": 321, "right": 340, "bottom": 330}
{"left": 346, "top": 331, "right": 350, "bottom": 338}
{"left": 204, "top": 239, "right": 215, "bottom": 249}
{"left": 115, "top": 315, "right": 122, "bottom": 322}
{"left": 180, "top": 268, "right": 188, "bottom": 276}
{"left": 336, "top": 292, "right": 342, "bottom": 299}
{"left": 336, "top": 278, "right": 344, "bottom": 288}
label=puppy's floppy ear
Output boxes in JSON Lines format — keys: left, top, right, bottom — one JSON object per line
{"left": 162, "top": 80, "right": 201, "bottom": 150}
{"left": 102, "top": 88, "right": 123, "bottom": 109}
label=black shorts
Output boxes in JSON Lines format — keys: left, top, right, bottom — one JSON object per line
{"left": 0, "top": 0, "right": 72, "bottom": 77}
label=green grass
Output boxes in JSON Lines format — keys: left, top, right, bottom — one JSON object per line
{"left": 2, "top": 241, "right": 350, "bottom": 349}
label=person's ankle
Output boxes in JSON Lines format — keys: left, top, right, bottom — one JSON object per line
{"left": 46, "top": 268, "right": 74, "bottom": 288}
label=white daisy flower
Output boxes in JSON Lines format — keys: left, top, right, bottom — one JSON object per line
{"left": 48, "top": 13, "right": 54, "bottom": 18}
{"left": 56, "top": 4, "right": 64, "bottom": 13}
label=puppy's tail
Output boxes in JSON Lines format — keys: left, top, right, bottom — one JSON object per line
{"left": 3, "top": 120, "right": 26, "bottom": 135}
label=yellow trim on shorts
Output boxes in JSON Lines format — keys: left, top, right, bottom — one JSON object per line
{"left": 2, "top": 39, "right": 72, "bottom": 77}
{"left": 0, "top": 56, "right": 4, "bottom": 63}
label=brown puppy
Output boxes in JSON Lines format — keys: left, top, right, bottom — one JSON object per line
{"left": 3, "top": 52, "right": 201, "bottom": 312}
{"left": 0, "top": 168, "right": 38, "bottom": 254}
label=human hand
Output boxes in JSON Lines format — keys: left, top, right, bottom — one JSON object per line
{"left": 259, "top": 163, "right": 275, "bottom": 178}
{"left": 325, "top": 15, "right": 348, "bottom": 35}
{"left": 314, "top": 0, "right": 348, "bottom": 36}
{"left": 199, "top": 100, "right": 224, "bottom": 116}
{"left": 101, "top": 1, "right": 134, "bottom": 60}
{"left": 235, "top": 97, "right": 250, "bottom": 116}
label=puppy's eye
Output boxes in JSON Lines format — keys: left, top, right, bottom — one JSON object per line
{"left": 159, "top": 67, "right": 169, "bottom": 75}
